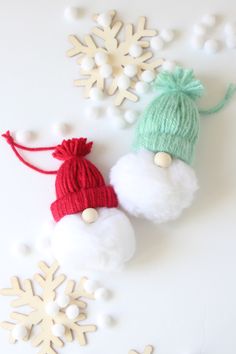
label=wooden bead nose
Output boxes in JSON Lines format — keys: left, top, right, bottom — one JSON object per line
{"left": 81, "top": 208, "right": 98, "bottom": 223}
{"left": 154, "top": 152, "right": 172, "bottom": 168}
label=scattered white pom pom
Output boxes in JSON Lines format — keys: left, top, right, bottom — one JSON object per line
{"left": 84, "top": 279, "right": 100, "bottom": 293}
{"left": 51, "top": 324, "right": 65, "bottom": 337}
{"left": 112, "top": 116, "right": 127, "bottom": 129}
{"left": 160, "top": 29, "right": 174, "bottom": 42}
{"left": 81, "top": 56, "right": 95, "bottom": 71}
{"left": 90, "top": 87, "right": 104, "bottom": 101}
{"left": 191, "top": 35, "right": 205, "bottom": 50}
{"left": 97, "top": 12, "right": 112, "bottom": 27}
{"left": 204, "top": 39, "right": 219, "bottom": 54}
{"left": 97, "top": 314, "right": 114, "bottom": 328}
{"left": 117, "top": 74, "right": 131, "bottom": 90}
{"left": 106, "top": 106, "right": 122, "bottom": 118}
{"left": 99, "top": 64, "right": 113, "bottom": 78}
{"left": 11, "top": 242, "right": 31, "bottom": 258}
{"left": 14, "top": 130, "right": 36, "bottom": 144}
{"left": 64, "top": 6, "right": 83, "bottom": 21}
{"left": 129, "top": 44, "right": 143, "bottom": 58}
{"left": 51, "top": 122, "right": 71, "bottom": 137}
{"left": 66, "top": 305, "right": 80, "bottom": 320}
{"left": 162, "top": 60, "right": 176, "bottom": 71}
{"left": 45, "top": 302, "right": 60, "bottom": 317}
{"left": 226, "top": 35, "right": 236, "bottom": 49}
{"left": 135, "top": 81, "right": 149, "bottom": 94}
{"left": 193, "top": 24, "right": 207, "bottom": 36}
{"left": 123, "top": 64, "right": 138, "bottom": 78}
{"left": 141, "top": 70, "right": 155, "bottom": 83}
{"left": 95, "top": 52, "right": 108, "bottom": 66}
{"left": 150, "top": 36, "right": 164, "bottom": 51}
{"left": 201, "top": 14, "right": 216, "bottom": 27}
{"left": 12, "top": 325, "right": 28, "bottom": 341}
{"left": 124, "top": 110, "right": 139, "bottom": 124}
{"left": 56, "top": 294, "right": 70, "bottom": 308}
{"left": 224, "top": 22, "right": 236, "bottom": 36}
{"left": 110, "top": 150, "right": 198, "bottom": 223}
{"left": 85, "top": 105, "right": 102, "bottom": 119}
{"left": 94, "top": 288, "right": 111, "bottom": 301}
{"left": 51, "top": 208, "right": 136, "bottom": 272}
{"left": 81, "top": 208, "right": 98, "bottom": 223}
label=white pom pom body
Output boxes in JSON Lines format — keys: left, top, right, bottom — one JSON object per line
{"left": 95, "top": 52, "right": 108, "bottom": 66}
{"left": 110, "top": 151, "right": 198, "bottom": 223}
{"left": 129, "top": 44, "right": 143, "bottom": 57}
{"left": 12, "top": 325, "right": 28, "bottom": 341}
{"left": 99, "top": 64, "right": 113, "bottom": 78}
{"left": 81, "top": 56, "right": 95, "bottom": 71}
{"left": 117, "top": 75, "right": 131, "bottom": 90}
{"left": 52, "top": 324, "right": 65, "bottom": 337}
{"left": 66, "top": 305, "right": 80, "bottom": 320}
{"left": 45, "top": 302, "right": 60, "bottom": 317}
{"left": 90, "top": 87, "right": 104, "bottom": 101}
{"left": 56, "top": 294, "right": 70, "bottom": 308}
{"left": 150, "top": 36, "right": 164, "bottom": 51}
{"left": 51, "top": 208, "right": 136, "bottom": 272}
{"left": 124, "top": 64, "right": 138, "bottom": 78}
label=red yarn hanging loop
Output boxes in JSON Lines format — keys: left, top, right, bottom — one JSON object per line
{"left": 53, "top": 138, "right": 93, "bottom": 161}
{"left": 2, "top": 131, "right": 58, "bottom": 174}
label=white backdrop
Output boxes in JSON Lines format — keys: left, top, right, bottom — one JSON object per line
{"left": 0, "top": 1, "right": 236, "bottom": 354}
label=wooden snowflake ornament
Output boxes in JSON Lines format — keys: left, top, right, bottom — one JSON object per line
{"left": 129, "top": 345, "right": 154, "bottom": 354}
{"left": 67, "top": 10, "right": 163, "bottom": 106}
{"left": 0, "top": 261, "right": 96, "bottom": 354}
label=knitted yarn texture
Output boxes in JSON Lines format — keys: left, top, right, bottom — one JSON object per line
{"left": 134, "top": 67, "right": 204, "bottom": 164}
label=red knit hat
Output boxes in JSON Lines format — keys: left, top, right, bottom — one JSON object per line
{"left": 2, "top": 132, "right": 118, "bottom": 222}
{"left": 50, "top": 138, "right": 118, "bottom": 222}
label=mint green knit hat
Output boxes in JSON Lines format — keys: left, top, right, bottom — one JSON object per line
{"left": 134, "top": 67, "right": 236, "bottom": 165}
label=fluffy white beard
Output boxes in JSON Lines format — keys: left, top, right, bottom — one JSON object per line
{"left": 110, "top": 150, "right": 199, "bottom": 223}
{"left": 51, "top": 208, "right": 136, "bottom": 272}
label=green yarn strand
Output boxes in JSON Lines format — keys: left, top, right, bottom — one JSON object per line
{"left": 199, "top": 84, "right": 236, "bottom": 116}
{"left": 152, "top": 67, "right": 204, "bottom": 100}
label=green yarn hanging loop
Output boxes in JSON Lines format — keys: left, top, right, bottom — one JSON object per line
{"left": 152, "top": 67, "right": 204, "bottom": 100}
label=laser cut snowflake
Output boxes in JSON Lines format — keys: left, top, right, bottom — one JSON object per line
{"left": 67, "top": 10, "right": 163, "bottom": 106}
{"left": 0, "top": 261, "right": 96, "bottom": 354}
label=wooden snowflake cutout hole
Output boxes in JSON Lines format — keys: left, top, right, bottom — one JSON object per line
{"left": 0, "top": 261, "right": 96, "bottom": 354}
{"left": 67, "top": 10, "right": 163, "bottom": 106}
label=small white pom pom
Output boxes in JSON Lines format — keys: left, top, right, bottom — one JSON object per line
{"left": 204, "top": 39, "right": 219, "bottom": 54}
{"left": 94, "top": 288, "right": 111, "bottom": 301}
{"left": 64, "top": 6, "right": 83, "bottom": 21}
{"left": 106, "top": 106, "right": 122, "bottom": 118}
{"left": 193, "top": 24, "right": 207, "bottom": 36}
{"left": 141, "top": 70, "right": 155, "bottom": 83}
{"left": 84, "top": 279, "right": 100, "bottom": 293}
{"left": 150, "top": 36, "right": 164, "bottom": 51}
{"left": 191, "top": 35, "right": 205, "bottom": 50}
{"left": 51, "top": 324, "right": 65, "bottom": 337}
{"left": 99, "top": 64, "right": 113, "bottom": 78}
{"left": 224, "top": 22, "right": 236, "bottom": 36}
{"left": 201, "top": 14, "right": 216, "bottom": 27}
{"left": 51, "top": 122, "right": 71, "bottom": 137}
{"left": 81, "top": 208, "right": 98, "bottom": 223}
{"left": 56, "top": 294, "right": 70, "bottom": 308}
{"left": 85, "top": 105, "right": 102, "bottom": 119}
{"left": 11, "top": 242, "right": 31, "bottom": 258}
{"left": 135, "top": 81, "right": 149, "bottom": 94}
{"left": 97, "top": 12, "right": 112, "bottom": 27}
{"left": 129, "top": 44, "right": 143, "bottom": 58}
{"left": 66, "top": 305, "right": 80, "bottom": 320}
{"left": 160, "top": 29, "right": 174, "bottom": 42}
{"left": 81, "top": 56, "right": 95, "bottom": 71}
{"left": 12, "top": 325, "right": 28, "bottom": 341}
{"left": 124, "top": 110, "right": 139, "bottom": 124}
{"left": 112, "top": 116, "right": 127, "bottom": 129}
{"left": 95, "top": 52, "right": 108, "bottom": 66}
{"left": 97, "top": 314, "right": 114, "bottom": 328}
{"left": 90, "top": 87, "right": 104, "bottom": 101}
{"left": 117, "top": 75, "right": 131, "bottom": 90}
{"left": 123, "top": 64, "right": 138, "bottom": 78}
{"left": 15, "top": 130, "right": 36, "bottom": 144}
{"left": 162, "top": 60, "right": 176, "bottom": 71}
{"left": 226, "top": 35, "right": 236, "bottom": 49}
{"left": 45, "top": 302, "right": 60, "bottom": 317}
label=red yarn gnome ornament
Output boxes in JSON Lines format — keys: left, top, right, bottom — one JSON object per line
{"left": 2, "top": 132, "right": 136, "bottom": 272}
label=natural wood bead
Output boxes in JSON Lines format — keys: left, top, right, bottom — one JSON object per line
{"left": 154, "top": 152, "right": 172, "bottom": 168}
{"left": 81, "top": 208, "right": 98, "bottom": 223}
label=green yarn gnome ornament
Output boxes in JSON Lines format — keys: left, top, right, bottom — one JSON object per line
{"left": 111, "top": 67, "right": 236, "bottom": 223}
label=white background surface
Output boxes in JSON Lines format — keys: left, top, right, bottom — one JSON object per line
{"left": 0, "top": 1, "right": 236, "bottom": 354}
